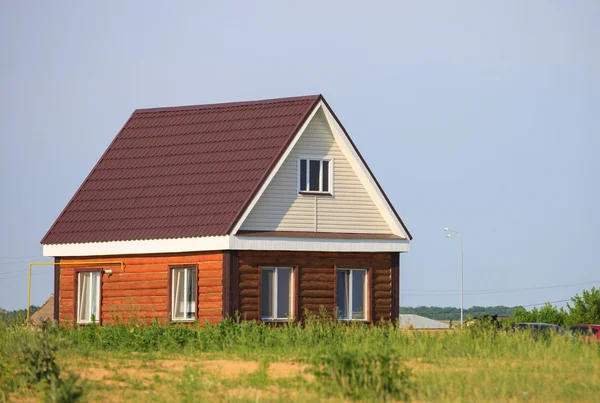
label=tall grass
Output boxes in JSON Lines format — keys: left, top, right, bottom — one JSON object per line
{"left": 1, "top": 318, "right": 599, "bottom": 401}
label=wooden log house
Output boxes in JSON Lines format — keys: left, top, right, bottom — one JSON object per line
{"left": 41, "top": 95, "right": 412, "bottom": 325}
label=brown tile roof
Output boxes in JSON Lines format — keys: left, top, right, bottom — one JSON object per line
{"left": 42, "top": 94, "right": 412, "bottom": 245}
{"left": 42, "top": 95, "right": 321, "bottom": 244}
{"left": 237, "top": 231, "right": 403, "bottom": 240}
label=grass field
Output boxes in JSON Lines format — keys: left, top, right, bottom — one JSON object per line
{"left": 1, "top": 318, "right": 599, "bottom": 402}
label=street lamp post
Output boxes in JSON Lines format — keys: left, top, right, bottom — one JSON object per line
{"left": 444, "top": 227, "right": 463, "bottom": 328}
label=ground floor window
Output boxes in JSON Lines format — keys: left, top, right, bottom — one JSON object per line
{"left": 171, "top": 267, "right": 197, "bottom": 321}
{"left": 77, "top": 271, "right": 101, "bottom": 324}
{"left": 336, "top": 269, "right": 367, "bottom": 320}
{"left": 261, "top": 267, "right": 293, "bottom": 320}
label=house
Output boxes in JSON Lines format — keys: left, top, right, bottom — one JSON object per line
{"left": 41, "top": 95, "right": 412, "bottom": 326}
{"left": 30, "top": 296, "right": 55, "bottom": 324}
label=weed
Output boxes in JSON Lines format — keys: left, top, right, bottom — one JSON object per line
{"left": 45, "top": 372, "right": 87, "bottom": 403}
{"left": 311, "top": 348, "right": 416, "bottom": 401}
{"left": 21, "top": 325, "right": 60, "bottom": 385}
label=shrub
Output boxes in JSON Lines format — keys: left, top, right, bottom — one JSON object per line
{"left": 311, "top": 348, "right": 416, "bottom": 401}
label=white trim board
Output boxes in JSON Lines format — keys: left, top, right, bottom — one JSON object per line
{"left": 232, "top": 100, "right": 409, "bottom": 239}
{"left": 43, "top": 235, "right": 410, "bottom": 257}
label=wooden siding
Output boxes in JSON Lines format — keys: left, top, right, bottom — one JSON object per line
{"left": 240, "top": 109, "right": 392, "bottom": 234}
{"left": 238, "top": 251, "right": 393, "bottom": 322}
{"left": 58, "top": 252, "right": 223, "bottom": 325}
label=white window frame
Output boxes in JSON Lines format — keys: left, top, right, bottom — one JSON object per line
{"left": 297, "top": 156, "right": 334, "bottom": 195}
{"left": 261, "top": 267, "right": 294, "bottom": 321}
{"left": 171, "top": 266, "right": 197, "bottom": 322}
{"left": 336, "top": 268, "right": 368, "bottom": 321}
{"left": 76, "top": 271, "right": 101, "bottom": 324}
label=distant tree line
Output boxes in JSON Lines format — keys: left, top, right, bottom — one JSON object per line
{"left": 402, "top": 287, "right": 600, "bottom": 326}
{"left": 400, "top": 305, "right": 517, "bottom": 320}
{"left": 0, "top": 305, "right": 40, "bottom": 325}
{"left": 509, "top": 287, "right": 600, "bottom": 327}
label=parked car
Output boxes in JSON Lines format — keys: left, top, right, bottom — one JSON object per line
{"left": 510, "top": 323, "right": 573, "bottom": 340}
{"left": 568, "top": 325, "right": 600, "bottom": 342}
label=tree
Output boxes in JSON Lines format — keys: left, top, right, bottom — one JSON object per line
{"left": 566, "top": 287, "right": 600, "bottom": 326}
{"left": 510, "top": 303, "right": 567, "bottom": 326}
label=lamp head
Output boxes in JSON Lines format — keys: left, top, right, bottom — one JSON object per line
{"left": 446, "top": 233, "right": 452, "bottom": 238}
{"left": 444, "top": 227, "right": 449, "bottom": 231}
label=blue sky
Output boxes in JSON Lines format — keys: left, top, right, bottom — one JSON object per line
{"left": 1, "top": 1, "right": 598, "bottom": 311}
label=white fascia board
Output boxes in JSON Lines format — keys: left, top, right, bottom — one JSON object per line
{"left": 319, "top": 102, "right": 409, "bottom": 239}
{"left": 42, "top": 236, "right": 230, "bottom": 257}
{"left": 43, "top": 234, "right": 409, "bottom": 257}
{"left": 230, "top": 101, "right": 323, "bottom": 234}
{"left": 230, "top": 235, "right": 410, "bottom": 253}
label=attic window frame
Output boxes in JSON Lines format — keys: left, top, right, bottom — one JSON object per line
{"left": 297, "top": 157, "right": 333, "bottom": 196}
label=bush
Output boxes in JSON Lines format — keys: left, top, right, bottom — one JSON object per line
{"left": 311, "top": 348, "right": 416, "bottom": 401}
{"left": 19, "top": 323, "right": 87, "bottom": 402}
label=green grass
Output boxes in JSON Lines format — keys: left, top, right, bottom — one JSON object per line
{"left": 1, "top": 318, "right": 599, "bottom": 402}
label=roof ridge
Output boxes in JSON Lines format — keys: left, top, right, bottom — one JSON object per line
{"left": 134, "top": 95, "right": 320, "bottom": 114}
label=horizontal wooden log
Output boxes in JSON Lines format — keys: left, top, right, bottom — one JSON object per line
{"left": 60, "top": 290, "right": 74, "bottom": 299}
{"left": 240, "top": 280, "right": 258, "bottom": 289}
{"left": 300, "top": 297, "right": 333, "bottom": 305}
{"left": 103, "top": 296, "right": 168, "bottom": 305}
{"left": 61, "top": 299, "right": 73, "bottom": 307}
{"left": 199, "top": 286, "right": 222, "bottom": 293}
{"left": 104, "top": 304, "right": 167, "bottom": 312}
{"left": 240, "top": 274, "right": 258, "bottom": 282}
{"left": 241, "top": 304, "right": 258, "bottom": 312}
{"left": 300, "top": 274, "right": 335, "bottom": 282}
{"left": 374, "top": 277, "right": 391, "bottom": 285}
{"left": 198, "top": 279, "right": 221, "bottom": 287}
{"left": 373, "top": 284, "right": 391, "bottom": 291}
{"left": 375, "top": 298, "right": 392, "bottom": 306}
{"left": 103, "top": 280, "right": 167, "bottom": 291}
{"left": 241, "top": 297, "right": 258, "bottom": 306}
{"left": 199, "top": 294, "right": 222, "bottom": 303}
{"left": 240, "top": 289, "right": 258, "bottom": 297}
{"left": 198, "top": 271, "right": 222, "bottom": 280}
{"left": 300, "top": 268, "right": 333, "bottom": 274}
{"left": 300, "top": 289, "right": 333, "bottom": 298}
{"left": 374, "top": 291, "right": 392, "bottom": 298}
{"left": 199, "top": 302, "right": 222, "bottom": 310}
{"left": 103, "top": 288, "right": 168, "bottom": 298}
{"left": 299, "top": 281, "right": 334, "bottom": 291}
{"left": 238, "top": 265, "right": 256, "bottom": 273}
{"left": 197, "top": 308, "right": 222, "bottom": 316}
{"left": 101, "top": 312, "right": 166, "bottom": 321}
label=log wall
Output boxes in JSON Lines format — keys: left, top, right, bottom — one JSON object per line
{"left": 237, "top": 251, "right": 393, "bottom": 322}
{"left": 58, "top": 252, "right": 223, "bottom": 325}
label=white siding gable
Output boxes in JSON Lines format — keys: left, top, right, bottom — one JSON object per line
{"left": 239, "top": 109, "right": 393, "bottom": 234}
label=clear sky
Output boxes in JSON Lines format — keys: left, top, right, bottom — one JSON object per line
{"left": 1, "top": 1, "right": 598, "bottom": 311}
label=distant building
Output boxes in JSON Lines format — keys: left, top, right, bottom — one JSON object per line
{"left": 399, "top": 314, "right": 450, "bottom": 329}
{"left": 30, "top": 296, "right": 54, "bottom": 324}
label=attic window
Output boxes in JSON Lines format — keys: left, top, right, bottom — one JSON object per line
{"left": 299, "top": 158, "right": 332, "bottom": 194}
